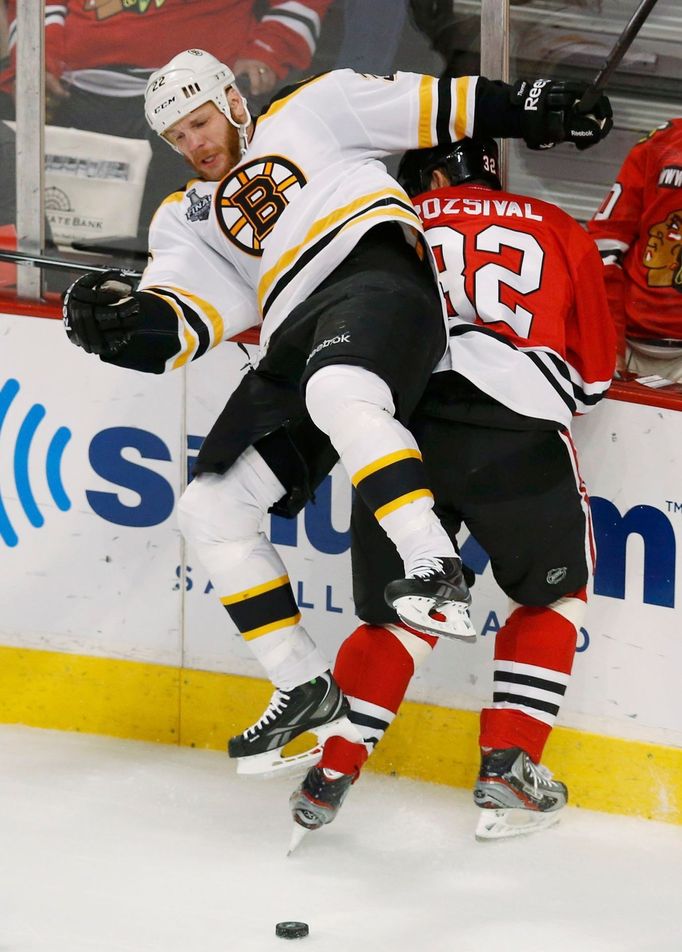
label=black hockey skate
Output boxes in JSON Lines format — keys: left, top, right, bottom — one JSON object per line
{"left": 228, "top": 671, "right": 352, "bottom": 778}
{"left": 287, "top": 734, "right": 367, "bottom": 852}
{"left": 290, "top": 765, "right": 355, "bottom": 832}
{"left": 384, "top": 556, "right": 475, "bottom": 641}
{"left": 473, "top": 747, "right": 568, "bottom": 840}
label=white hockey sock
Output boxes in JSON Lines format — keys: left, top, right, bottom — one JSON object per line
{"left": 305, "top": 365, "right": 455, "bottom": 574}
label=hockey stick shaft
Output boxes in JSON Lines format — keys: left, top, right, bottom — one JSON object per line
{"left": 578, "top": 0, "right": 660, "bottom": 112}
{"left": 0, "top": 247, "right": 142, "bottom": 279}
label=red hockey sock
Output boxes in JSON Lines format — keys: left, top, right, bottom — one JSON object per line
{"left": 479, "top": 593, "right": 585, "bottom": 763}
{"left": 333, "top": 622, "right": 437, "bottom": 712}
{"left": 319, "top": 735, "right": 368, "bottom": 780}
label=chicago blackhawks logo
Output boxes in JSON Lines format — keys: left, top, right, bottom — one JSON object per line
{"left": 643, "top": 209, "right": 682, "bottom": 291}
{"left": 216, "top": 155, "right": 306, "bottom": 256}
{"left": 84, "top": 0, "right": 168, "bottom": 19}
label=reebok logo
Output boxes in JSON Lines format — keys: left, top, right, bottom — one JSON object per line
{"left": 308, "top": 333, "right": 351, "bottom": 363}
{"left": 524, "top": 79, "right": 550, "bottom": 111}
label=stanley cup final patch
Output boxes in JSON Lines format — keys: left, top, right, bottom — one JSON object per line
{"left": 185, "top": 188, "right": 212, "bottom": 223}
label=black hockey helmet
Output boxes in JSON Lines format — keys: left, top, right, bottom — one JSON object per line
{"left": 397, "top": 137, "right": 502, "bottom": 197}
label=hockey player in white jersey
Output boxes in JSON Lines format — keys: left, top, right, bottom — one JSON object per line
{"left": 63, "top": 50, "right": 613, "bottom": 778}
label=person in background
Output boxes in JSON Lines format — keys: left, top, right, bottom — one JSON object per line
{"left": 289, "top": 137, "right": 616, "bottom": 844}
{"left": 0, "top": 0, "right": 332, "bottom": 231}
{"left": 587, "top": 120, "right": 682, "bottom": 383}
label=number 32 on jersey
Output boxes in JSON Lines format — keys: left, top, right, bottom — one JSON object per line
{"left": 427, "top": 223, "right": 545, "bottom": 339}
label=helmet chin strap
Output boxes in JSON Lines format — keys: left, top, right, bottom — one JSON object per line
{"left": 226, "top": 92, "right": 252, "bottom": 157}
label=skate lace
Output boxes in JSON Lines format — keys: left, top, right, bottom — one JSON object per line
{"left": 409, "top": 557, "right": 445, "bottom": 580}
{"left": 525, "top": 757, "right": 554, "bottom": 794}
{"left": 244, "top": 689, "right": 290, "bottom": 736}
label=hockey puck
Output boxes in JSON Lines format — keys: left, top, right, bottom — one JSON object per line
{"left": 275, "top": 921, "right": 309, "bottom": 939}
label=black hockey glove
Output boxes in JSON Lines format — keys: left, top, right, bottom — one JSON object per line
{"left": 63, "top": 270, "right": 140, "bottom": 356}
{"left": 511, "top": 79, "right": 613, "bottom": 151}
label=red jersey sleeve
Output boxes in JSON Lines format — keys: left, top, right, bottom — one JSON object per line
{"left": 587, "top": 121, "right": 682, "bottom": 343}
{"left": 565, "top": 218, "right": 617, "bottom": 389}
{"left": 0, "top": 0, "right": 65, "bottom": 94}
{"left": 240, "top": 0, "right": 333, "bottom": 77}
{"left": 587, "top": 135, "right": 648, "bottom": 354}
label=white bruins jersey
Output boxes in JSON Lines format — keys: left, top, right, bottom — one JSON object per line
{"left": 138, "top": 69, "right": 479, "bottom": 371}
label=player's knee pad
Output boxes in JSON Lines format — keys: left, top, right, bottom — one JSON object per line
{"left": 304, "top": 364, "right": 395, "bottom": 444}
{"left": 544, "top": 588, "right": 588, "bottom": 629}
{"left": 177, "top": 447, "right": 284, "bottom": 552}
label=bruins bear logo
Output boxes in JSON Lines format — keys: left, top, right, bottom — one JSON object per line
{"left": 216, "top": 155, "right": 306, "bottom": 256}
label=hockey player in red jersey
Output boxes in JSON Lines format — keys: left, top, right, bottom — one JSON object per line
{"left": 587, "top": 119, "right": 682, "bottom": 382}
{"left": 290, "top": 137, "right": 616, "bottom": 843}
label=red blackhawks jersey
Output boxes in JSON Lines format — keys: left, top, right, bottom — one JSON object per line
{"left": 1, "top": 0, "right": 331, "bottom": 94}
{"left": 414, "top": 185, "right": 616, "bottom": 428}
{"left": 587, "top": 119, "right": 682, "bottom": 346}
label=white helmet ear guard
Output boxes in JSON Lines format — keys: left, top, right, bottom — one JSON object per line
{"left": 144, "top": 48, "right": 252, "bottom": 155}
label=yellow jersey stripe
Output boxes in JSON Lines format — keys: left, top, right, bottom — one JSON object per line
{"left": 241, "top": 614, "right": 302, "bottom": 641}
{"left": 144, "top": 290, "right": 197, "bottom": 370}
{"left": 257, "top": 189, "right": 420, "bottom": 307}
{"left": 418, "top": 75, "right": 434, "bottom": 147}
{"left": 160, "top": 191, "right": 185, "bottom": 207}
{"left": 352, "top": 448, "right": 423, "bottom": 487}
{"left": 375, "top": 488, "right": 433, "bottom": 522}
{"left": 453, "top": 76, "right": 471, "bottom": 141}
{"left": 220, "top": 575, "right": 291, "bottom": 606}
{"left": 163, "top": 284, "right": 225, "bottom": 346}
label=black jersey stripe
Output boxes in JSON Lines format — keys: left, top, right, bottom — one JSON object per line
{"left": 449, "top": 323, "right": 516, "bottom": 347}
{"left": 146, "top": 288, "right": 211, "bottom": 361}
{"left": 525, "top": 352, "right": 576, "bottom": 413}
{"left": 538, "top": 349, "right": 602, "bottom": 409}
{"left": 261, "top": 196, "right": 418, "bottom": 319}
{"left": 257, "top": 73, "right": 330, "bottom": 124}
{"left": 436, "top": 77, "right": 453, "bottom": 144}
{"left": 265, "top": 7, "right": 321, "bottom": 40}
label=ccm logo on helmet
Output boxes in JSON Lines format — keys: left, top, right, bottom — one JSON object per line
{"left": 154, "top": 97, "right": 177, "bottom": 114}
{"left": 524, "top": 79, "right": 550, "bottom": 111}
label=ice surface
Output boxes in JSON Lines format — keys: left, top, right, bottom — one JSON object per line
{"left": 1, "top": 725, "right": 680, "bottom": 952}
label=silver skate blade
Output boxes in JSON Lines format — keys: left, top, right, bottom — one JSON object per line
{"left": 235, "top": 744, "right": 323, "bottom": 779}
{"left": 287, "top": 822, "right": 308, "bottom": 855}
{"left": 234, "top": 715, "right": 365, "bottom": 779}
{"left": 392, "top": 595, "right": 476, "bottom": 641}
{"left": 475, "top": 807, "right": 562, "bottom": 841}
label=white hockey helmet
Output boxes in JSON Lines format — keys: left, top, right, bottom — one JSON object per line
{"left": 144, "top": 49, "right": 251, "bottom": 154}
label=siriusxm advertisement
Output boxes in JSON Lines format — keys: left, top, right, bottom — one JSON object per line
{"left": 1, "top": 314, "right": 680, "bottom": 740}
